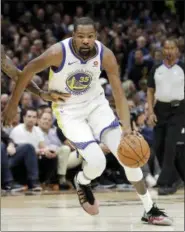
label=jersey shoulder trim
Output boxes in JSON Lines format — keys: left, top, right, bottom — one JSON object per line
{"left": 100, "top": 42, "right": 104, "bottom": 70}
{"left": 53, "top": 41, "right": 66, "bottom": 73}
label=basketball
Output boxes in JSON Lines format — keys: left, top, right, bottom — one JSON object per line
{"left": 117, "top": 134, "right": 150, "bottom": 168}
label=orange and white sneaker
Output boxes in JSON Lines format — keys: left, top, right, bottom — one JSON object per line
{"left": 141, "top": 203, "right": 173, "bottom": 226}
{"left": 74, "top": 175, "right": 99, "bottom": 215}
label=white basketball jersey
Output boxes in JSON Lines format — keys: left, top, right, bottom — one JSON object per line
{"left": 48, "top": 38, "right": 104, "bottom": 105}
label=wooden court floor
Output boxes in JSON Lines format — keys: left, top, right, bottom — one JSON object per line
{"left": 1, "top": 189, "right": 184, "bottom": 231}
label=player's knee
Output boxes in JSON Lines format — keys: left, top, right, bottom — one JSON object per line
{"left": 81, "top": 143, "right": 106, "bottom": 179}
{"left": 85, "top": 152, "right": 106, "bottom": 178}
{"left": 123, "top": 166, "right": 143, "bottom": 182}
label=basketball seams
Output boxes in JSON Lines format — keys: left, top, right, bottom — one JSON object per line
{"left": 118, "top": 134, "right": 150, "bottom": 168}
{"left": 137, "top": 136, "right": 144, "bottom": 158}
{"left": 118, "top": 140, "right": 142, "bottom": 168}
{"left": 124, "top": 137, "right": 142, "bottom": 160}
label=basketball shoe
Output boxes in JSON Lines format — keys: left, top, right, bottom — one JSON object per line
{"left": 141, "top": 203, "right": 173, "bottom": 225}
{"left": 74, "top": 175, "right": 99, "bottom": 215}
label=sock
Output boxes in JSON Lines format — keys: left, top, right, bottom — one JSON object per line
{"left": 77, "top": 171, "right": 91, "bottom": 185}
{"left": 137, "top": 190, "right": 153, "bottom": 213}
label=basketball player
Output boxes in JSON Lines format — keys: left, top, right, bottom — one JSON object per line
{"left": 2, "top": 17, "right": 172, "bottom": 225}
{"left": 1, "top": 45, "right": 70, "bottom": 102}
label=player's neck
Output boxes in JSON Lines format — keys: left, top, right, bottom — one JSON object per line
{"left": 72, "top": 40, "right": 96, "bottom": 61}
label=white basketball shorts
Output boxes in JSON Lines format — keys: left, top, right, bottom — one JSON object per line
{"left": 52, "top": 93, "right": 120, "bottom": 150}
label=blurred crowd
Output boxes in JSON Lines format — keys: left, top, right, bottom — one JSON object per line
{"left": 1, "top": 1, "right": 184, "bottom": 194}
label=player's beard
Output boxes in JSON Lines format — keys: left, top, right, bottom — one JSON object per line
{"left": 79, "top": 47, "right": 91, "bottom": 57}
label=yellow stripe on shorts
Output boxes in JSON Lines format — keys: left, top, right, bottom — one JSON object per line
{"left": 52, "top": 102, "right": 63, "bottom": 130}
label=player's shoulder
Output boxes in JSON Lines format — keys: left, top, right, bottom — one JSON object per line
{"left": 47, "top": 38, "right": 70, "bottom": 56}
{"left": 100, "top": 44, "right": 114, "bottom": 60}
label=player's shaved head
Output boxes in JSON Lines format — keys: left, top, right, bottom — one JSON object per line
{"left": 74, "top": 17, "right": 96, "bottom": 32}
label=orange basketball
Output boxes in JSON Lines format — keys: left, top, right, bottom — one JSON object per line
{"left": 117, "top": 134, "right": 150, "bottom": 168}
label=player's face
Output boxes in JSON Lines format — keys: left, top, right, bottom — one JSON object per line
{"left": 73, "top": 25, "right": 97, "bottom": 56}
{"left": 163, "top": 41, "right": 178, "bottom": 61}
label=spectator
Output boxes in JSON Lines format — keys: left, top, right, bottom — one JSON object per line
{"left": 1, "top": 94, "right": 9, "bottom": 111}
{"left": 20, "top": 92, "right": 33, "bottom": 110}
{"left": 152, "top": 49, "right": 163, "bottom": 65}
{"left": 128, "top": 49, "right": 153, "bottom": 90}
{"left": 9, "top": 107, "right": 58, "bottom": 186}
{"left": 127, "top": 36, "right": 150, "bottom": 73}
{"left": 1, "top": 128, "right": 41, "bottom": 192}
{"left": 37, "top": 111, "right": 73, "bottom": 189}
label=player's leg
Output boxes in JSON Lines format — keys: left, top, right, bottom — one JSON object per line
{"left": 53, "top": 108, "right": 106, "bottom": 214}
{"left": 73, "top": 142, "right": 106, "bottom": 215}
{"left": 89, "top": 98, "right": 172, "bottom": 225}
{"left": 101, "top": 127, "right": 173, "bottom": 225}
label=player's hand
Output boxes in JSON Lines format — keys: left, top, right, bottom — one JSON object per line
{"left": 123, "top": 127, "right": 141, "bottom": 138}
{"left": 2, "top": 98, "right": 17, "bottom": 126}
{"left": 148, "top": 113, "right": 157, "bottom": 126}
{"left": 40, "top": 90, "right": 71, "bottom": 102}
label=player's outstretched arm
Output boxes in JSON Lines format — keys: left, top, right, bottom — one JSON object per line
{"left": 1, "top": 45, "right": 20, "bottom": 81}
{"left": 1, "top": 45, "right": 70, "bottom": 102}
{"left": 102, "top": 46, "right": 131, "bottom": 134}
{"left": 1, "top": 45, "right": 43, "bottom": 97}
{"left": 2, "top": 43, "right": 63, "bottom": 125}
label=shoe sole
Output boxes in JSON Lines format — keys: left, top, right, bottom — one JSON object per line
{"left": 142, "top": 217, "right": 173, "bottom": 226}
{"left": 74, "top": 176, "right": 99, "bottom": 216}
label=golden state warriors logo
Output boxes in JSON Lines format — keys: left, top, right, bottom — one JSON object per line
{"left": 65, "top": 70, "right": 93, "bottom": 95}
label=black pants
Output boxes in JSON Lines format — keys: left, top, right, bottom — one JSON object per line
{"left": 38, "top": 156, "right": 58, "bottom": 184}
{"left": 153, "top": 100, "right": 185, "bottom": 187}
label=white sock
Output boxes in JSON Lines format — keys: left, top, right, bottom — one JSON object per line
{"left": 77, "top": 171, "right": 91, "bottom": 185}
{"left": 137, "top": 190, "right": 153, "bottom": 213}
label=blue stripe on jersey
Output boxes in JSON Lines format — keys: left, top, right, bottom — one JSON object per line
{"left": 100, "top": 43, "right": 104, "bottom": 70}
{"left": 53, "top": 42, "right": 66, "bottom": 73}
